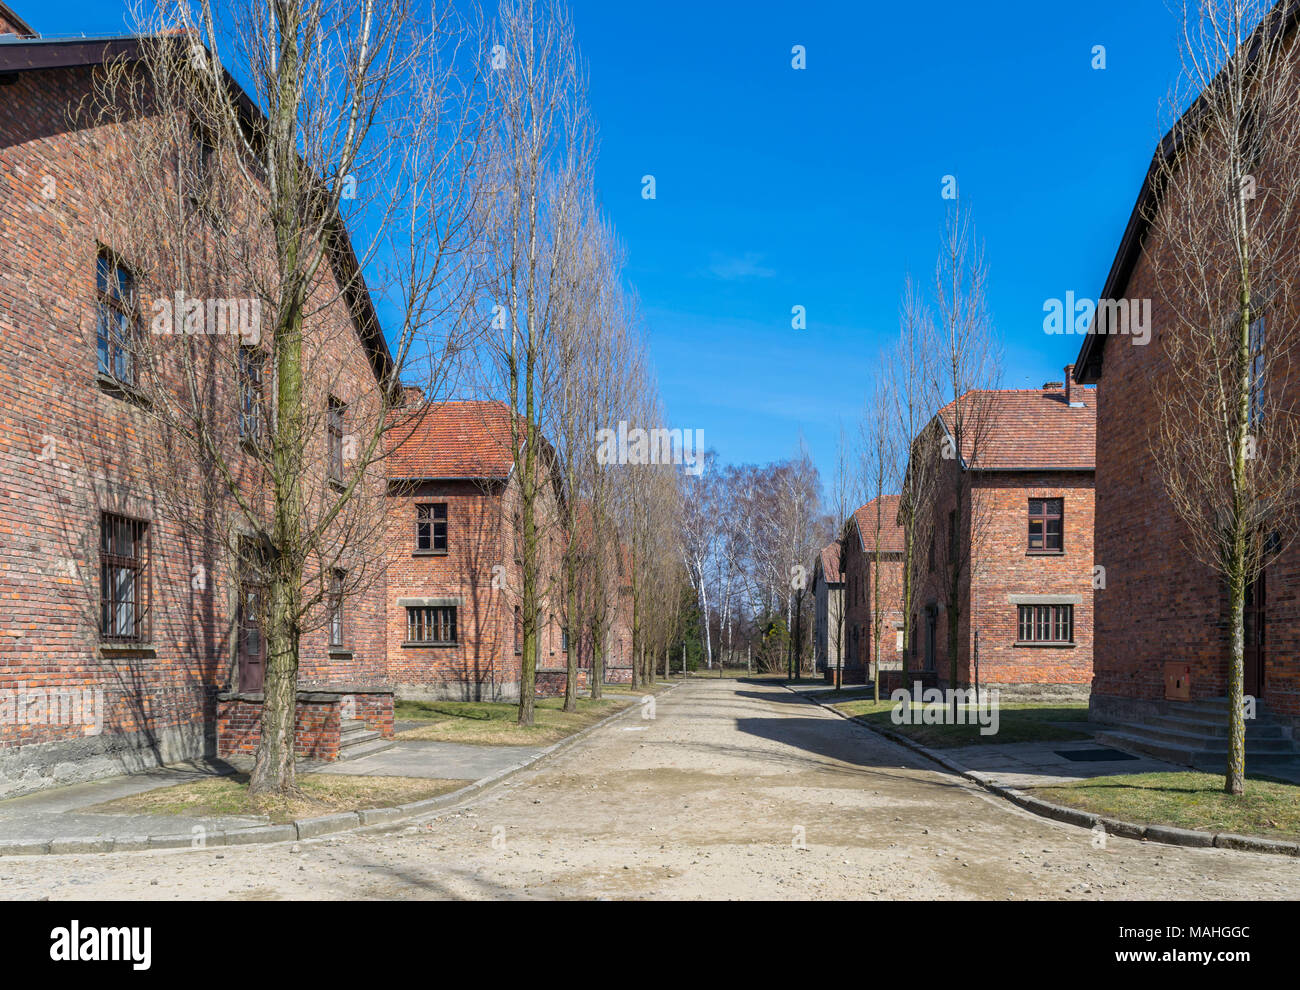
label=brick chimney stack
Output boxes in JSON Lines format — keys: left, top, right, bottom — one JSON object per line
{"left": 400, "top": 385, "right": 425, "bottom": 407}
{"left": 1064, "top": 364, "right": 1077, "bottom": 406}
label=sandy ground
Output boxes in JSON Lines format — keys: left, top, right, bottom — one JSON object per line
{"left": 3, "top": 677, "right": 1299, "bottom": 900}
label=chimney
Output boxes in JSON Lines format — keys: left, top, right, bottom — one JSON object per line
{"left": 400, "top": 385, "right": 425, "bottom": 407}
{"left": 1064, "top": 364, "right": 1082, "bottom": 407}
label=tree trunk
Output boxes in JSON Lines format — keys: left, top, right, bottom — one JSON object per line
{"left": 563, "top": 580, "right": 578, "bottom": 713}
{"left": 590, "top": 623, "right": 604, "bottom": 700}
{"left": 250, "top": 570, "right": 299, "bottom": 795}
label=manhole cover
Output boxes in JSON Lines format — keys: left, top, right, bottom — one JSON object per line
{"left": 1054, "top": 748, "right": 1139, "bottom": 762}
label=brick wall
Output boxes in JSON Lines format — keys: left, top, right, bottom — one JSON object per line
{"left": 1088, "top": 224, "right": 1300, "bottom": 724}
{"left": 385, "top": 452, "right": 567, "bottom": 701}
{"left": 910, "top": 431, "right": 1095, "bottom": 694}
{"left": 0, "top": 60, "right": 390, "bottom": 795}
{"left": 969, "top": 472, "right": 1095, "bottom": 690}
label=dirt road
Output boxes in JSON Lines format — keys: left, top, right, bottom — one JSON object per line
{"left": 3, "top": 678, "right": 1298, "bottom": 900}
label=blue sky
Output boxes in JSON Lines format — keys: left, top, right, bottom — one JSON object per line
{"left": 28, "top": 0, "right": 1187, "bottom": 493}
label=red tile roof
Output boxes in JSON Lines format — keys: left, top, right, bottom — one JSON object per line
{"left": 936, "top": 385, "right": 1096, "bottom": 471}
{"left": 852, "top": 496, "right": 905, "bottom": 554}
{"left": 387, "top": 400, "right": 517, "bottom": 480}
{"left": 818, "top": 541, "right": 842, "bottom": 583}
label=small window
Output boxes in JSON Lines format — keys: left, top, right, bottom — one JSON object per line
{"left": 1018, "top": 604, "right": 1073, "bottom": 644}
{"left": 562, "top": 626, "right": 570, "bottom": 653}
{"left": 1028, "top": 498, "right": 1064, "bottom": 552}
{"left": 1249, "top": 316, "right": 1266, "bottom": 429}
{"left": 928, "top": 537, "right": 934, "bottom": 572}
{"left": 327, "top": 396, "right": 346, "bottom": 483}
{"left": 329, "top": 569, "right": 345, "bottom": 646}
{"left": 96, "top": 249, "right": 137, "bottom": 386}
{"left": 514, "top": 605, "right": 522, "bottom": 655}
{"left": 101, "top": 512, "right": 149, "bottom": 641}
{"left": 407, "top": 605, "right": 456, "bottom": 645}
{"left": 415, "top": 503, "right": 448, "bottom": 552}
{"left": 238, "top": 346, "right": 266, "bottom": 444}
{"left": 239, "top": 580, "right": 265, "bottom": 661}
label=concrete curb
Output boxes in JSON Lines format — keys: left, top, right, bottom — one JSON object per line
{"left": 0, "top": 682, "right": 677, "bottom": 858}
{"left": 786, "top": 684, "right": 1300, "bottom": 859}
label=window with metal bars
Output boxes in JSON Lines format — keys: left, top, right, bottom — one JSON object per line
{"left": 1017, "top": 604, "right": 1073, "bottom": 644}
{"left": 238, "top": 346, "right": 266, "bottom": 444}
{"left": 327, "top": 396, "right": 345, "bottom": 483}
{"left": 100, "top": 512, "right": 149, "bottom": 641}
{"left": 329, "top": 569, "right": 345, "bottom": 646}
{"left": 407, "top": 605, "right": 456, "bottom": 645}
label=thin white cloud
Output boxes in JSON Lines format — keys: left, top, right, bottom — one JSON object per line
{"left": 704, "top": 251, "right": 776, "bottom": 281}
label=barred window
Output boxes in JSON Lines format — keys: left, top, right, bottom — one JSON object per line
{"left": 329, "top": 569, "right": 345, "bottom": 646}
{"left": 101, "top": 513, "right": 149, "bottom": 641}
{"left": 1017, "top": 604, "right": 1073, "bottom": 644}
{"left": 238, "top": 346, "right": 266, "bottom": 443}
{"left": 1250, "top": 316, "right": 1266, "bottom": 429}
{"left": 327, "top": 396, "right": 345, "bottom": 483}
{"left": 416, "top": 503, "right": 448, "bottom": 552}
{"left": 407, "top": 605, "right": 456, "bottom": 645}
{"left": 96, "top": 250, "right": 137, "bottom": 385}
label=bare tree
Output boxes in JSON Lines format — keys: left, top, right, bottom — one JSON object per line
{"left": 894, "top": 273, "right": 937, "bottom": 682}
{"left": 927, "top": 203, "right": 1002, "bottom": 707}
{"left": 91, "top": 0, "right": 488, "bottom": 793}
{"left": 1144, "top": 0, "right": 1300, "bottom": 794}
{"left": 860, "top": 371, "right": 897, "bottom": 702}
{"left": 479, "top": 0, "right": 593, "bottom": 725}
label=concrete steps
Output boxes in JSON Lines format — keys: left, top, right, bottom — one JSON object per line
{"left": 336, "top": 718, "right": 395, "bottom": 762}
{"left": 1097, "top": 698, "right": 1300, "bottom": 772}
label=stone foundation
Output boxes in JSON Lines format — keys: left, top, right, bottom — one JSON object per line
{"left": 217, "top": 686, "right": 394, "bottom": 762}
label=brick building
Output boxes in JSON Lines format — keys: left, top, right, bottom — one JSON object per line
{"left": 839, "top": 497, "right": 905, "bottom": 684}
{"left": 1075, "top": 11, "right": 1300, "bottom": 740}
{"left": 0, "top": 14, "right": 394, "bottom": 795}
{"left": 385, "top": 399, "right": 601, "bottom": 700}
{"left": 908, "top": 373, "right": 1096, "bottom": 698}
{"left": 811, "top": 540, "right": 843, "bottom": 677}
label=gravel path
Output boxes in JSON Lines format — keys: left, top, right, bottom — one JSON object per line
{"left": 3, "top": 678, "right": 1298, "bottom": 900}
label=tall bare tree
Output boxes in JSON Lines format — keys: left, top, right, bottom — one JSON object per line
{"left": 928, "top": 203, "right": 1001, "bottom": 706}
{"left": 894, "top": 273, "right": 937, "bottom": 681}
{"left": 92, "top": 0, "right": 489, "bottom": 793}
{"left": 480, "top": 0, "right": 593, "bottom": 725}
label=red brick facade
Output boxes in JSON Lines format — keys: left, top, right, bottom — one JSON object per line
{"left": 839, "top": 498, "right": 904, "bottom": 684}
{"left": 0, "top": 30, "right": 391, "bottom": 795}
{"left": 1078, "top": 161, "right": 1300, "bottom": 729}
{"left": 908, "top": 380, "right": 1096, "bottom": 697}
{"left": 384, "top": 401, "right": 631, "bottom": 699}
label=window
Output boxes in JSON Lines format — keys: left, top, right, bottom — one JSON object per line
{"left": 328, "top": 570, "right": 345, "bottom": 647}
{"left": 562, "top": 626, "right": 569, "bottom": 653}
{"left": 96, "top": 250, "right": 137, "bottom": 385}
{"left": 415, "top": 503, "right": 448, "bottom": 552}
{"left": 100, "top": 513, "right": 149, "bottom": 641}
{"left": 407, "top": 605, "right": 456, "bottom": 645}
{"left": 1249, "top": 316, "right": 1266, "bottom": 429}
{"left": 239, "top": 580, "right": 265, "bottom": 662}
{"left": 948, "top": 509, "right": 958, "bottom": 560}
{"left": 514, "top": 605, "right": 522, "bottom": 655}
{"left": 327, "top": 396, "right": 345, "bottom": 484}
{"left": 927, "top": 537, "right": 934, "bottom": 572}
{"left": 1018, "top": 604, "right": 1073, "bottom": 644}
{"left": 1028, "top": 498, "right": 1064, "bottom": 552}
{"left": 238, "top": 346, "right": 266, "bottom": 444}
